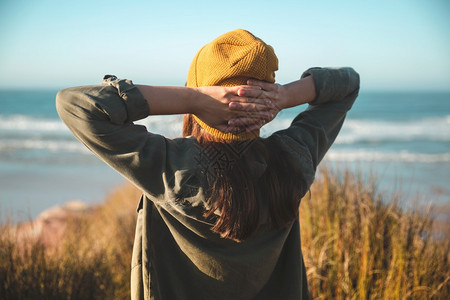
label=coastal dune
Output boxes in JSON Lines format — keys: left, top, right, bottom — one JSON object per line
{"left": 1, "top": 168, "right": 448, "bottom": 299}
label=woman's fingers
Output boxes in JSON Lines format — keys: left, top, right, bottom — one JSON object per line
{"left": 237, "top": 86, "right": 265, "bottom": 98}
{"left": 230, "top": 96, "right": 272, "bottom": 105}
{"left": 226, "top": 104, "right": 280, "bottom": 133}
{"left": 229, "top": 112, "right": 272, "bottom": 126}
{"left": 237, "top": 82, "right": 282, "bottom": 110}
{"left": 246, "top": 79, "right": 279, "bottom": 92}
{"left": 207, "top": 83, "right": 281, "bottom": 133}
{"left": 229, "top": 100, "right": 274, "bottom": 111}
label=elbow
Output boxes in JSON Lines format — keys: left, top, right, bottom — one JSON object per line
{"left": 55, "top": 88, "right": 69, "bottom": 121}
{"left": 55, "top": 88, "right": 78, "bottom": 124}
{"left": 348, "top": 68, "right": 360, "bottom": 94}
{"left": 342, "top": 68, "right": 360, "bottom": 101}
{"left": 55, "top": 88, "right": 70, "bottom": 107}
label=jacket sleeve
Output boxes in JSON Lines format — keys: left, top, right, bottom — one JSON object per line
{"left": 275, "top": 67, "right": 360, "bottom": 189}
{"left": 55, "top": 76, "right": 196, "bottom": 200}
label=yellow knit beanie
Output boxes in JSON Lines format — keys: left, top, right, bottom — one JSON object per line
{"left": 187, "top": 29, "right": 278, "bottom": 141}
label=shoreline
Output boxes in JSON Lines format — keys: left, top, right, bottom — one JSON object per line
{"left": 2, "top": 160, "right": 449, "bottom": 225}
{"left": 0, "top": 161, "right": 125, "bottom": 223}
{"left": 6, "top": 179, "right": 449, "bottom": 246}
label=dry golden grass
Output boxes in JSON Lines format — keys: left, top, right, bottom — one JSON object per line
{"left": 0, "top": 168, "right": 449, "bottom": 299}
{"left": 0, "top": 184, "right": 140, "bottom": 299}
{"left": 300, "top": 168, "right": 450, "bottom": 299}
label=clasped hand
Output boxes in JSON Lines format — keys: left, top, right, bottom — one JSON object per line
{"left": 195, "top": 80, "right": 284, "bottom": 133}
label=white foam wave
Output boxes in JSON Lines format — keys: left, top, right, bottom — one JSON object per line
{"left": 135, "top": 115, "right": 184, "bottom": 137}
{"left": 326, "top": 149, "right": 450, "bottom": 163}
{"left": 336, "top": 116, "right": 450, "bottom": 144}
{"left": 0, "top": 139, "right": 89, "bottom": 153}
{"left": 0, "top": 115, "right": 67, "bottom": 132}
{"left": 261, "top": 114, "right": 450, "bottom": 142}
{"left": 0, "top": 114, "right": 185, "bottom": 136}
{"left": 2, "top": 114, "right": 448, "bottom": 149}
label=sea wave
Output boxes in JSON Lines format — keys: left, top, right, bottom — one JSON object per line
{"left": 326, "top": 149, "right": 450, "bottom": 163}
{"left": 135, "top": 115, "right": 184, "bottom": 138}
{"left": 1, "top": 114, "right": 449, "bottom": 145}
{"left": 0, "top": 115, "right": 67, "bottom": 132}
{"left": 0, "top": 139, "right": 89, "bottom": 153}
{"left": 0, "top": 114, "right": 185, "bottom": 136}
{"left": 4, "top": 138, "right": 448, "bottom": 164}
{"left": 336, "top": 116, "right": 450, "bottom": 144}
{"left": 263, "top": 115, "right": 450, "bottom": 143}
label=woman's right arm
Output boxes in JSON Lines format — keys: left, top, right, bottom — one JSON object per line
{"left": 136, "top": 83, "right": 273, "bottom": 133}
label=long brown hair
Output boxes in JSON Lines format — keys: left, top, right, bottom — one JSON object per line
{"left": 183, "top": 114, "right": 301, "bottom": 242}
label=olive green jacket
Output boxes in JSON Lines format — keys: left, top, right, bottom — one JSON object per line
{"left": 56, "top": 67, "right": 359, "bottom": 300}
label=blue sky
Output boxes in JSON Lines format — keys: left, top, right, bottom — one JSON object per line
{"left": 0, "top": 0, "right": 449, "bottom": 91}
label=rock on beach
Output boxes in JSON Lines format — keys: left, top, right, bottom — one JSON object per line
{"left": 13, "top": 200, "right": 92, "bottom": 249}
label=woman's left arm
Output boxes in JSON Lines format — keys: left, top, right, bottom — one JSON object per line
{"left": 56, "top": 76, "right": 273, "bottom": 197}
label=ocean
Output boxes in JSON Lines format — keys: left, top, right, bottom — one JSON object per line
{"left": 1, "top": 89, "right": 449, "bottom": 222}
